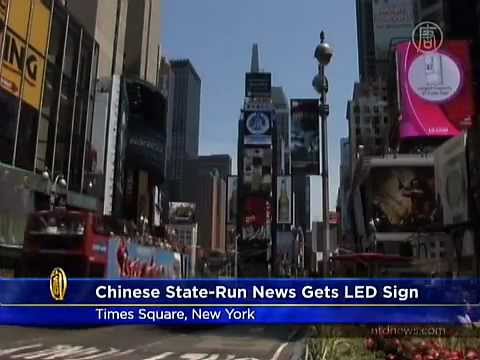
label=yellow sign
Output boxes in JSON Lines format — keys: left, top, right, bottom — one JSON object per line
{"left": 0, "top": 0, "right": 50, "bottom": 110}
{"left": 50, "top": 267, "right": 68, "bottom": 301}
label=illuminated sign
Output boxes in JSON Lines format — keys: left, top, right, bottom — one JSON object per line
{"left": 396, "top": 41, "right": 475, "bottom": 139}
{"left": 0, "top": 0, "right": 50, "bottom": 110}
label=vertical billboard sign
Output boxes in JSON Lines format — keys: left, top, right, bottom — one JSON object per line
{"left": 242, "top": 196, "right": 271, "bottom": 243}
{"left": 372, "top": 0, "right": 414, "bottom": 61}
{"left": 0, "top": 0, "right": 51, "bottom": 110}
{"left": 243, "top": 111, "right": 272, "bottom": 146}
{"left": 396, "top": 41, "right": 476, "bottom": 139}
{"left": 434, "top": 133, "right": 468, "bottom": 226}
{"left": 277, "top": 176, "right": 292, "bottom": 224}
{"left": 290, "top": 99, "right": 320, "bottom": 175}
{"left": 243, "top": 148, "right": 272, "bottom": 195}
{"left": 227, "top": 176, "right": 238, "bottom": 225}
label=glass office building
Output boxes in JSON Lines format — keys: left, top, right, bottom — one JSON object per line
{"left": 0, "top": 0, "right": 98, "bottom": 273}
{"left": 0, "top": 0, "right": 98, "bottom": 192}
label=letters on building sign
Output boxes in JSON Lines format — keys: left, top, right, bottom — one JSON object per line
{"left": 0, "top": 0, "right": 49, "bottom": 110}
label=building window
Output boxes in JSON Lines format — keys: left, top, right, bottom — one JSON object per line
{"left": 54, "top": 21, "right": 80, "bottom": 180}
{"left": 36, "top": 6, "right": 67, "bottom": 173}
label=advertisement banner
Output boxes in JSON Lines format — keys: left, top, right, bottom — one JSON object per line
{"left": 245, "top": 72, "right": 271, "bottom": 98}
{"left": 396, "top": 41, "right": 476, "bottom": 139}
{"left": 243, "top": 148, "right": 272, "bottom": 195}
{"left": 372, "top": 0, "right": 414, "bottom": 61}
{"left": 365, "top": 166, "right": 441, "bottom": 233}
{"left": 243, "top": 111, "right": 272, "bottom": 146}
{"left": 168, "top": 202, "right": 196, "bottom": 224}
{"left": 434, "top": 133, "right": 469, "bottom": 226}
{"left": 290, "top": 99, "right": 320, "bottom": 175}
{"left": 227, "top": 176, "right": 238, "bottom": 225}
{"left": 277, "top": 176, "right": 292, "bottom": 224}
{"left": 0, "top": 0, "right": 50, "bottom": 110}
{"left": 106, "top": 238, "right": 182, "bottom": 279}
{"left": 241, "top": 196, "right": 271, "bottom": 242}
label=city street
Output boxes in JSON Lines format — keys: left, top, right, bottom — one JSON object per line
{"left": 0, "top": 325, "right": 305, "bottom": 360}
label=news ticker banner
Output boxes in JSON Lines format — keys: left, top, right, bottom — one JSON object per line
{"left": 0, "top": 278, "right": 479, "bottom": 326}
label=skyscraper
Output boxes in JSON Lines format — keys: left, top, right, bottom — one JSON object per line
{"left": 271, "top": 86, "right": 290, "bottom": 174}
{"left": 63, "top": 0, "right": 128, "bottom": 78}
{"left": 170, "top": 60, "right": 201, "bottom": 181}
{"left": 356, "top": 0, "right": 376, "bottom": 82}
{"left": 124, "top": 0, "right": 162, "bottom": 84}
{"left": 182, "top": 155, "right": 231, "bottom": 252}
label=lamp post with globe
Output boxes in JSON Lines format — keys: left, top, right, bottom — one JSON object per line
{"left": 42, "top": 168, "right": 67, "bottom": 210}
{"left": 312, "top": 31, "right": 333, "bottom": 277}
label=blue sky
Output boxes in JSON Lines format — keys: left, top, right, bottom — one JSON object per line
{"left": 162, "top": 0, "right": 359, "bottom": 222}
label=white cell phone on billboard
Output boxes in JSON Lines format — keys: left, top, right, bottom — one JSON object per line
{"left": 425, "top": 54, "right": 443, "bottom": 86}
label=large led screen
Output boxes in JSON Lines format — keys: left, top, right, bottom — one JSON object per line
{"left": 396, "top": 41, "right": 476, "bottom": 139}
{"left": 365, "top": 166, "right": 441, "bottom": 232}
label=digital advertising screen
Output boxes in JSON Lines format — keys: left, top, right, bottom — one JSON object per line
{"left": 365, "top": 166, "right": 441, "bottom": 232}
{"left": 242, "top": 147, "right": 272, "bottom": 195}
{"left": 290, "top": 99, "right": 320, "bottom": 175}
{"left": 396, "top": 41, "right": 476, "bottom": 139}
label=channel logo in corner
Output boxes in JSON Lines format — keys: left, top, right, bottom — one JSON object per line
{"left": 50, "top": 267, "right": 68, "bottom": 302}
{"left": 411, "top": 21, "right": 444, "bottom": 53}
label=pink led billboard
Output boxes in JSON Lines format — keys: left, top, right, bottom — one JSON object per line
{"left": 396, "top": 41, "right": 476, "bottom": 139}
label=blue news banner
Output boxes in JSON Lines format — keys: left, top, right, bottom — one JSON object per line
{"left": 0, "top": 279, "right": 479, "bottom": 326}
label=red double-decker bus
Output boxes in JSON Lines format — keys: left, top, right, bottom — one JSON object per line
{"left": 17, "top": 209, "right": 110, "bottom": 277}
{"left": 17, "top": 209, "right": 191, "bottom": 278}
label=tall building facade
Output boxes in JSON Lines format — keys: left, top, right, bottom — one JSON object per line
{"left": 271, "top": 86, "right": 290, "bottom": 174}
{"left": 62, "top": 0, "right": 128, "bottom": 78}
{"left": 182, "top": 155, "right": 231, "bottom": 252}
{"left": 170, "top": 60, "right": 201, "bottom": 181}
{"left": 347, "top": 80, "right": 390, "bottom": 158}
{"left": 124, "top": 0, "right": 162, "bottom": 84}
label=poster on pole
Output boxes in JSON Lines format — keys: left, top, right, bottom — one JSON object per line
{"left": 290, "top": 99, "right": 320, "bottom": 175}
{"left": 277, "top": 176, "right": 292, "bottom": 224}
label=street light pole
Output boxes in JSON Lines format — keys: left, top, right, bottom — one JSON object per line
{"left": 313, "top": 31, "right": 333, "bottom": 277}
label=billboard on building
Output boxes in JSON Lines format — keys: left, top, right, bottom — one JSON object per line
{"left": 277, "top": 176, "right": 292, "bottom": 224}
{"left": 434, "top": 134, "right": 469, "bottom": 226}
{"left": 365, "top": 166, "right": 441, "bottom": 232}
{"left": 106, "top": 238, "right": 182, "bottom": 279}
{"left": 290, "top": 99, "right": 320, "bottom": 175}
{"left": 372, "top": 0, "right": 415, "bottom": 61}
{"left": 243, "top": 111, "right": 272, "bottom": 146}
{"left": 243, "top": 148, "right": 272, "bottom": 195}
{"left": 245, "top": 72, "right": 271, "bottom": 98}
{"left": 396, "top": 41, "right": 476, "bottom": 139}
{"left": 227, "top": 176, "right": 238, "bottom": 225}
{"left": 168, "top": 202, "right": 196, "bottom": 224}
{"left": 241, "top": 196, "right": 271, "bottom": 243}
{"left": 0, "top": 0, "right": 51, "bottom": 110}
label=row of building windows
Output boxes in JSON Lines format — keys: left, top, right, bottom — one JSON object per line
{"left": 353, "top": 104, "right": 389, "bottom": 114}
{"left": 0, "top": 0, "right": 99, "bottom": 193}
{"left": 354, "top": 116, "right": 389, "bottom": 125}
